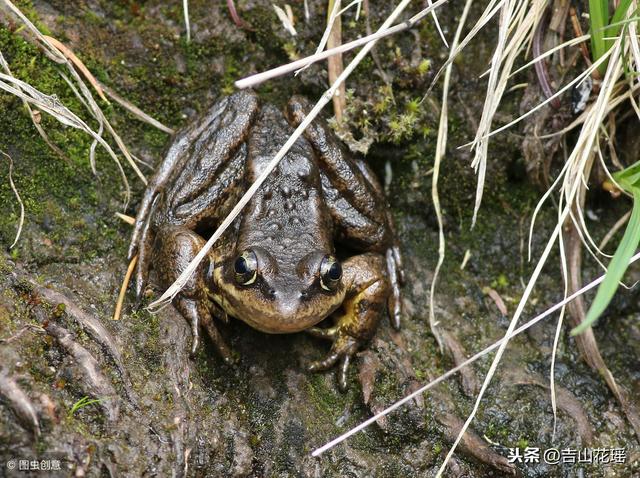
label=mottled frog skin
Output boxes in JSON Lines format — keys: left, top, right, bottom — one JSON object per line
{"left": 128, "top": 91, "right": 404, "bottom": 389}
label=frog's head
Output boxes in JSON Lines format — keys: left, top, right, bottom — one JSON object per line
{"left": 216, "top": 246, "right": 346, "bottom": 333}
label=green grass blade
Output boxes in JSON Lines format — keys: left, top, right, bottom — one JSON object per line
{"left": 589, "top": 0, "right": 608, "bottom": 70}
{"left": 68, "top": 395, "right": 102, "bottom": 417}
{"left": 572, "top": 187, "right": 640, "bottom": 335}
{"left": 605, "top": 0, "right": 634, "bottom": 53}
{"left": 610, "top": 0, "right": 634, "bottom": 29}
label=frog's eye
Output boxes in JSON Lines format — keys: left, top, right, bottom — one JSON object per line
{"left": 234, "top": 250, "right": 258, "bottom": 285}
{"left": 319, "top": 255, "right": 342, "bottom": 291}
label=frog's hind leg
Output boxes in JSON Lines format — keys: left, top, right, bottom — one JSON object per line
{"left": 128, "top": 90, "right": 259, "bottom": 299}
{"left": 286, "top": 97, "right": 404, "bottom": 328}
{"left": 154, "top": 225, "right": 233, "bottom": 362}
{"left": 308, "top": 253, "right": 389, "bottom": 391}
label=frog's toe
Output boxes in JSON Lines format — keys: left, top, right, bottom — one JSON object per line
{"left": 174, "top": 297, "right": 203, "bottom": 357}
{"left": 388, "top": 294, "right": 402, "bottom": 330}
{"left": 385, "top": 248, "right": 403, "bottom": 330}
{"left": 306, "top": 325, "right": 337, "bottom": 340}
{"left": 201, "top": 311, "right": 234, "bottom": 364}
{"left": 308, "top": 334, "right": 359, "bottom": 391}
{"left": 337, "top": 354, "right": 353, "bottom": 392}
{"left": 308, "top": 351, "right": 340, "bottom": 372}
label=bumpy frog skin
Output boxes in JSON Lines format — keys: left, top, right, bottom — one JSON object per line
{"left": 128, "top": 91, "right": 404, "bottom": 390}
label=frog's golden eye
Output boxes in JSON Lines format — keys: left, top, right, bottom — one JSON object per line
{"left": 234, "top": 250, "right": 258, "bottom": 285}
{"left": 319, "top": 255, "right": 342, "bottom": 291}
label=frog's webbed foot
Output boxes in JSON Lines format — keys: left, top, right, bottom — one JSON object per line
{"left": 175, "top": 297, "right": 233, "bottom": 363}
{"left": 308, "top": 326, "right": 360, "bottom": 391}
{"left": 308, "top": 253, "right": 389, "bottom": 391}
{"left": 155, "top": 225, "right": 234, "bottom": 364}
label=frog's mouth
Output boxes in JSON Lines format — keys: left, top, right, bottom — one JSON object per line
{"left": 212, "top": 286, "right": 345, "bottom": 334}
{"left": 238, "top": 298, "right": 341, "bottom": 334}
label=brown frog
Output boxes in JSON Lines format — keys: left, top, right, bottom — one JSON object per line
{"left": 128, "top": 91, "right": 404, "bottom": 389}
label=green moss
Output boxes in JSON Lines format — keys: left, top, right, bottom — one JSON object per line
{"left": 306, "top": 372, "right": 344, "bottom": 419}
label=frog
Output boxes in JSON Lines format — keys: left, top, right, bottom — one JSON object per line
{"left": 127, "top": 90, "right": 404, "bottom": 390}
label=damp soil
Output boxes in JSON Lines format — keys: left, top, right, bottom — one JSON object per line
{"left": 0, "top": 1, "right": 638, "bottom": 477}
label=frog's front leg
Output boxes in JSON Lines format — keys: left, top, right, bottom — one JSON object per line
{"left": 308, "top": 253, "right": 389, "bottom": 391}
{"left": 154, "top": 225, "right": 233, "bottom": 362}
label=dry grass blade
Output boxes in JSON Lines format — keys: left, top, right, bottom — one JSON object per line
{"left": 437, "top": 24, "right": 626, "bottom": 477}
{"left": 58, "top": 70, "right": 147, "bottom": 189}
{"left": 538, "top": 80, "right": 640, "bottom": 140}
{"left": 113, "top": 255, "right": 138, "bottom": 321}
{"left": 150, "top": 0, "right": 421, "bottom": 310}
{"left": 467, "top": 0, "right": 547, "bottom": 226}
{"left": 598, "top": 210, "right": 631, "bottom": 251}
{"left": 295, "top": 0, "right": 362, "bottom": 76}
{"left": 471, "top": 51, "right": 611, "bottom": 145}
{"left": 236, "top": 0, "right": 453, "bottom": 89}
{"left": 273, "top": 4, "right": 297, "bottom": 36}
{"left": 115, "top": 212, "right": 136, "bottom": 225}
{"left": 429, "top": 0, "right": 474, "bottom": 353}
{"left": 420, "top": 0, "right": 504, "bottom": 105}
{"left": 551, "top": 195, "right": 569, "bottom": 439}
{"left": 183, "top": 0, "right": 191, "bottom": 42}
{"left": 0, "top": 49, "right": 71, "bottom": 164}
{"left": 43, "top": 35, "right": 108, "bottom": 103}
{"left": 0, "top": 71, "right": 132, "bottom": 201}
{"left": 100, "top": 83, "right": 174, "bottom": 134}
{"left": 1, "top": 149, "right": 24, "bottom": 249}
{"left": 509, "top": 34, "right": 590, "bottom": 77}
{"left": 1, "top": 0, "right": 148, "bottom": 196}
{"left": 426, "top": 0, "right": 449, "bottom": 47}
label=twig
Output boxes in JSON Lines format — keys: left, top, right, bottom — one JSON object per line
{"left": 327, "top": 0, "right": 346, "bottom": 121}
{"left": 295, "top": 0, "right": 362, "bottom": 77}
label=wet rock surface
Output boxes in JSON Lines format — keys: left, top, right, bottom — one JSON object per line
{"left": 1, "top": 1, "right": 639, "bottom": 477}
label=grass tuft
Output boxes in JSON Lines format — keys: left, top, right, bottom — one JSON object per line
{"left": 67, "top": 395, "right": 102, "bottom": 418}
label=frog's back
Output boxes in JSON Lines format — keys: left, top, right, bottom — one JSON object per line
{"left": 237, "top": 104, "right": 333, "bottom": 262}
